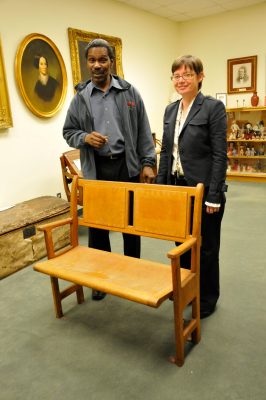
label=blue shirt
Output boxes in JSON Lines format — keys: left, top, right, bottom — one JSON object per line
{"left": 88, "top": 77, "right": 125, "bottom": 156}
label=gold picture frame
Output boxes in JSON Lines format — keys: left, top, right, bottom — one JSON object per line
{"left": 227, "top": 55, "right": 257, "bottom": 94}
{"left": 0, "top": 37, "right": 13, "bottom": 129}
{"left": 68, "top": 27, "right": 124, "bottom": 89}
{"left": 15, "top": 33, "right": 67, "bottom": 118}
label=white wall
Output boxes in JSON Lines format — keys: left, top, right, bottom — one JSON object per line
{"left": 1, "top": 0, "right": 266, "bottom": 207}
{"left": 177, "top": 2, "right": 266, "bottom": 108}
{"left": 0, "top": 0, "right": 178, "bottom": 207}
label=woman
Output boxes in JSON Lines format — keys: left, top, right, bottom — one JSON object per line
{"left": 156, "top": 55, "right": 227, "bottom": 318}
{"left": 33, "top": 55, "right": 58, "bottom": 101}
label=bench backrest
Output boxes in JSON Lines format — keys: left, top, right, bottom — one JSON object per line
{"left": 70, "top": 176, "right": 203, "bottom": 245}
{"left": 60, "top": 149, "right": 83, "bottom": 203}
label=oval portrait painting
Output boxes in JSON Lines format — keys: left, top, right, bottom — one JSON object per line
{"left": 15, "top": 33, "right": 67, "bottom": 118}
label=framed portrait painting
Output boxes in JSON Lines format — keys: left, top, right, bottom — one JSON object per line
{"left": 227, "top": 55, "right": 257, "bottom": 94}
{"left": 15, "top": 33, "right": 67, "bottom": 118}
{"left": 68, "top": 27, "right": 124, "bottom": 90}
{"left": 0, "top": 37, "right": 13, "bottom": 128}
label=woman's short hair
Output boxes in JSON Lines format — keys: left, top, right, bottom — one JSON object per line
{"left": 172, "top": 55, "right": 204, "bottom": 89}
{"left": 84, "top": 39, "right": 114, "bottom": 60}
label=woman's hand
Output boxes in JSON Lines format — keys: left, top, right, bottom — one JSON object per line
{"left": 206, "top": 205, "right": 220, "bottom": 214}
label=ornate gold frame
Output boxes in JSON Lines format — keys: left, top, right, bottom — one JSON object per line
{"left": 15, "top": 33, "right": 67, "bottom": 118}
{"left": 0, "top": 38, "right": 13, "bottom": 128}
{"left": 68, "top": 27, "right": 124, "bottom": 89}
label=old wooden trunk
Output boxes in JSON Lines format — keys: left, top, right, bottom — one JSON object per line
{"left": 0, "top": 196, "right": 70, "bottom": 279}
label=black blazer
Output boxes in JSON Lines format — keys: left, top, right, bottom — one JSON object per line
{"left": 156, "top": 92, "right": 227, "bottom": 204}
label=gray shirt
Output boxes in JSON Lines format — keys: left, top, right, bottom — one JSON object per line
{"left": 88, "top": 77, "right": 125, "bottom": 156}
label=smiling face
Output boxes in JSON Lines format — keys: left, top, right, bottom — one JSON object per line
{"left": 86, "top": 47, "right": 113, "bottom": 89}
{"left": 172, "top": 65, "right": 204, "bottom": 100}
{"left": 39, "top": 56, "right": 48, "bottom": 76}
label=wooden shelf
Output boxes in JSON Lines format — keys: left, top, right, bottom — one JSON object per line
{"left": 227, "top": 106, "right": 266, "bottom": 113}
{"left": 227, "top": 139, "right": 266, "bottom": 142}
{"left": 226, "top": 107, "right": 266, "bottom": 182}
{"left": 227, "top": 171, "right": 266, "bottom": 183}
{"left": 228, "top": 156, "right": 266, "bottom": 159}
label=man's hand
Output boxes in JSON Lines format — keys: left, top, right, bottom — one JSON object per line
{"left": 85, "top": 131, "right": 108, "bottom": 148}
{"left": 142, "top": 166, "right": 156, "bottom": 184}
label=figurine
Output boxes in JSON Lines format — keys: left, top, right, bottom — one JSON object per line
{"left": 252, "top": 123, "right": 261, "bottom": 138}
{"left": 239, "top": 146, "right": 244, "bottom": 156}
{"left": 227, "top": 142, "right": 234, "bottom": 156}
{"left": 259, "top": 120, "right": 265, "bottom": 139}
{"left": 258, "top": 144, "right": 265, "bottom": 155}
{"left": 238, "top": 127, "right": 245, "bottom": 139}
{"left": 229, "top": 130, "right": 236, "bottom": 140}
{"left": 231, "top": 120, "right": 240, "bottom": 134}
{"left": 250, "top": 147, "right": 256, "bottom": 156}
{"left": 244, "top": 123, "right": 253, "bottom": 139}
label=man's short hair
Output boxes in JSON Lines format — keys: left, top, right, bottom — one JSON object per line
{"left": 84, "top": 39, "right": 114, "bottom": 60}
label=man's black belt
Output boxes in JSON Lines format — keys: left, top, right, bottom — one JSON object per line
{"left": 95, "top": 152, "right": 125, "bottom": 160}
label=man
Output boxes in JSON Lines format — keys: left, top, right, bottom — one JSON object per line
{"left": 235, "top": 65, "right": 249, "bottom": 88}
{"left": 63, "top": 39, "right": 156, "bottom": 300}
{"left": 156, "top": 55, "right": 227, "bottom": 318}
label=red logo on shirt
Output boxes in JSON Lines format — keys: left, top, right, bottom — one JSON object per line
{"left": 127, "top": 101, "right": 135, "bottom": 108}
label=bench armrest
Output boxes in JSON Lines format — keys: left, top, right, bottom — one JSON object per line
{"left": 37, "top": 217, "right": 73, "bottom": 232}
{"left": 167, "top": 238, "right": 197, "bottom": 259}
{"left": 37, "top": 217, "right": 74, "bottom": 259}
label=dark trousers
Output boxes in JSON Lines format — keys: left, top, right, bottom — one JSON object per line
{"left": 88, "top": 155, "right": 140, "bottom": 258}
{"left": 171, "top": 175, "right": 225, "bottom": 308}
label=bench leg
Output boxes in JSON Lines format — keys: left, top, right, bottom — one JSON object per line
{"left": 50, "top": 278, "right": 85, "bottom": 318}
{"left": 76, "top": 285, "right": 85, "bottom": 304}
{"left": 169, "top": 298, "right": 185, "bottom": 367}
{"left": 191, "top": 297, "right": 201, "bottom": 344}
{"left": 50, "top": 277, "right": 63, "bottom": 318}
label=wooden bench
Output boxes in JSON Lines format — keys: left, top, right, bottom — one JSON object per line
{"left": 34, "top": 176, "right": 203, "bottom": 366}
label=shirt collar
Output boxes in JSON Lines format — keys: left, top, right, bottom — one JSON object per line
{"left": 88, "top": 75, "right": 122, "bottom": 96}
{"left": 177, "top": 94, "right": 197, "bottom": 118}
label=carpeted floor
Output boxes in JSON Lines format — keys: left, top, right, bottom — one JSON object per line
{"left": 0, "top": 180, "right": 265, "bottom": 400}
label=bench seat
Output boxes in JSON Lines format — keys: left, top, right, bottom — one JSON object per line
{"left": 34, "top": 245, "right": 193, "bottom": 307}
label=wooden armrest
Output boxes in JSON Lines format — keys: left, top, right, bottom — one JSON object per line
{"left": 37, "top": 217, "right": 73, "bottom": 259}
{"left": 37, "top": 217, "right": 73, "bottom": 232}
{"left": 167, "top": 238, "right": 197, "bottom": 259}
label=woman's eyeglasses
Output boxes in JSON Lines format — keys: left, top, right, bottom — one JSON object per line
{"left": 171, "top": 73, "right": 195, "bottom": 82}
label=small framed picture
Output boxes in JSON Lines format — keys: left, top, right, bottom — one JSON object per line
{"left": 227, "top": 55, "right": 257, "bottom": 94}
{"left": 216, "top": 93, "right": 227, "bottom": 107}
